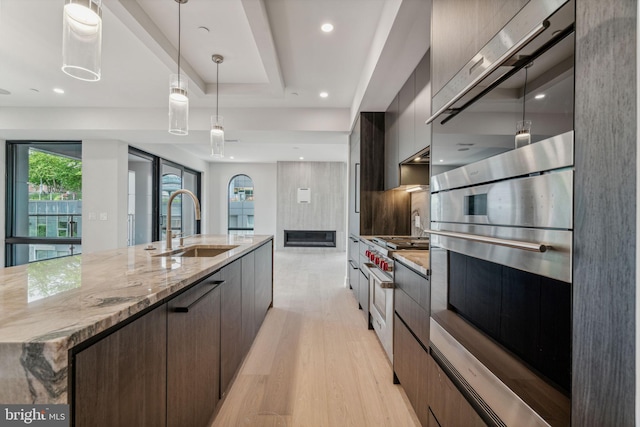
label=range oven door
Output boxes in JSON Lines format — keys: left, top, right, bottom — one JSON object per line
{"left": 363, "top": 263, "right": 394, "bottom": 362}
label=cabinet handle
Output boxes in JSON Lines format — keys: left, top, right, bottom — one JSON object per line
{"left": 349, "top": 260, "right": 358, "bottom": 269}
{"left": 426, "top": 21, "right": 547, "bottom": 124}
{"left": 355, "top": 163, "right": 360, "bottom": 213}
{"left": 174, "top": 280, "right": 224, "bottom": 313}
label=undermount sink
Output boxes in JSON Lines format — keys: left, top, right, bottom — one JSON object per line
{"left": 153, "top": 245, "right": 238, "bottom": 258}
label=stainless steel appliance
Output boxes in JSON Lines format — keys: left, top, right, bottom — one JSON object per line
{"left": 364, "top": 236, "right": 430, "bottom": 362}
{"left": 427, "top": 0, "right": 575, "bottom": 425}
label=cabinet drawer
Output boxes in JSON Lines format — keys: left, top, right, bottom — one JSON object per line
{"left": 394, "top": 259, "right": 429, "bottom": 310}
{"left": 395, "top": 287, "right": 429, "bottom": 348}
{"left": 393, "top": 314, "right": 431, "bottom": 426}
{"left": 427, "top": 355, "right": 486, "bottom": 427}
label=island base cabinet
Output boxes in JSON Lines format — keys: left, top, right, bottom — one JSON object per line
{"left": 167, "top": 279, "right": 221, "bottom": 427}
{"left": 393, "top": 314, "right": 430, "bottom": 426}
{"left": 254, "top": 241, "right": 273, "bottom": 331}
{"left": 427, "top": 355, "right": 486, "bottom": 427}
{"left": 74, "top": 305, "right": 167, "bottom": 427}
{"left": 220, "top": 260, "right": 243, "bottom": 396}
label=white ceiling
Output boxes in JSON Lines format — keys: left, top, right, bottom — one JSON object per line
{"left": 0, "top": 0, "right": 430, "bottom": 164}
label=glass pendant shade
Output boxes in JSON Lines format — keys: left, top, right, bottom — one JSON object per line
{"left": 515, "top": 119, "right": 532, "bottom": 148}
{"left": 169, "top": 74, "right": 189, "bottom": 135}
{"left": 210, "top": 115, "right": 224, "bottom": 158}
{"left": 62, "top": 0, "right": 102, "bottom": 81}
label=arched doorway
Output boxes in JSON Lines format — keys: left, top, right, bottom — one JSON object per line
{"left": 228, "top": 174, "right": 254, "bottom": 235}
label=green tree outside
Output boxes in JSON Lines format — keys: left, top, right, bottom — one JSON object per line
{"left": 28, "top": 150, "right": 82, "bottom": 199}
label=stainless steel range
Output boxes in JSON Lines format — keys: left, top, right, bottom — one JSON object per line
{"left": 363, "top": 236, "right": 429, "bottom": 362}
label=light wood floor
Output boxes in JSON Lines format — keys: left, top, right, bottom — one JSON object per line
{"left": 210, "top": 250, "right": 421, "bottom": 427}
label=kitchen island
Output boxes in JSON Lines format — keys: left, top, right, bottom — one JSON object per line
{"left": 0, "top": 234, "right": 273, "bottom": 419}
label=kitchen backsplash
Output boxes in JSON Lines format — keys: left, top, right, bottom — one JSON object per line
{"left": 410, "top": 189, "right": 429, "bottom": 237}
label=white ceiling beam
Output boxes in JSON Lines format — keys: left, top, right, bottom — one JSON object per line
{"left": 240, "top": 0, "right": 285, "bottom": 97}
{"left": 349, "top": 0, "right": 431, "bottom": 128}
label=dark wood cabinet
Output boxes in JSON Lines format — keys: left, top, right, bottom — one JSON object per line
{"left": 220, "top": 259, "right": 243, "bottom": 396}
{"left": 385, "top": 95, "right": 400, "bottom": 190}
{"left": 398, "top": 72, "right": 416, "bottom": 162}
{"left": 74, "top": 305, "right": 167, "bottom": 427}
{"left": 73, "top": 241, "right": 274, "bottom": 427}
{"left": 167, "top": 277, "right": 221, "bottom": 427}
{"left": 349, "top": 112, "right": 410, "bottom": 235}
{"left": 427, "top": 355, "right": 486, "bottom": 427}
{"left": 241, "top": 251, "right": 256, "bottom": 355}
{"left": 393, "top": 258, "right": 432, "bottom": 425}
{"left": 414, "top": 52, "right": 431, "bottom": 149}
{"left": 254, "top": 241, "right": 273, "bottom": 332}
{"left": 384, "top": 51, "right": 431, "bottom": 190}
{"left": 394, "top": 259, "right": 429, "bottom": 347}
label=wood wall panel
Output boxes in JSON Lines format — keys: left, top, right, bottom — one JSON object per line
{"left": 572, "top": 0, "right": 636, "bottom": 425}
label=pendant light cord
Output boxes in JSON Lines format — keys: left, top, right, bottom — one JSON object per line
{"left": 177, "top": 3, "right": 181, "bottom": 85}
{"left": 216, "top": 62, "right": 219, "bottom": 118}
{"left": 522, "top": 65, "right": 528, "bottom": 122}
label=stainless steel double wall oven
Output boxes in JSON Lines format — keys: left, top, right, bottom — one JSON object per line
{"left": 427, "top": 0, "right": 575, "bottom": 425}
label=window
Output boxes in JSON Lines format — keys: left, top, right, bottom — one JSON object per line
{"left": 6, "top": 142, "right": 82, "bottom": 266}
{"left": 228, "top": 174, "right": 254, "bottom": 235}
{"left": 160, "top": 160, "right": 201, "bottom": 242}
{"left": 127, "top": 148, "right": 201, "bottom": 246}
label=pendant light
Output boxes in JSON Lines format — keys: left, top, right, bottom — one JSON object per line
{"left": 62, "top": 0, "right": 102, "bottom": 81}
{"left": 515, "top": 63, "right": 533, "bottom": 149}
{"left": 168, "top": 0, "right": 189, "bottom": 136}
{"left": 210, "top": 54, "right": 225, "bottom": 158}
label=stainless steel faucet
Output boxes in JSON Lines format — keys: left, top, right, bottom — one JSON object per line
{"left": 166, "top": 189, "right": 201, "bottom": 250}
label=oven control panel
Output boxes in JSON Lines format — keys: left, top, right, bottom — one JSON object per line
{"left": 364, "top": 249, "right": 393, "bottom": 272}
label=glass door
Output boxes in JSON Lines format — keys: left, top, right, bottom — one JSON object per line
{"left": 6, "top": 142, "right": 82, "bottom": 266}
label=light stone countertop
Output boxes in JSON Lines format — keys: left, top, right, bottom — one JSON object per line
{"left": 393, "top": 250, "right": 430, "bottom": 276}
{"left": 0, "top": 234, "right": 273, "bottom": 405}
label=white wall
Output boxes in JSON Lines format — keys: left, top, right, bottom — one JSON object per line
{"left": 207, "top": 162, "right": 277, "bottom": 241}
{"left": 82, "top": 140, "right": 129, "bottom": 253}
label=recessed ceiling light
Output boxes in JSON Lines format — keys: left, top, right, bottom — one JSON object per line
{"left": 53, "top": 88, "right": 65, "bottom": 94}
{"left": 535, "top": 93, "right": 546, "bottom": 100}
{"left": 319, "top": 92, "right": 328, "bottom": 98}
{"left": 299, "top": 157, "right": 304, "bottom": 160}
{"left": 229, "top": 156, "right": 235, "bottom": 159}
{"left": 0, "top": 88, "right": 11, "bottom": 95}
{"left": 439, "top": 159, "right": 444, "bottom": 162}
{"left": 321, "top": 23, "right": 334, "bottom": 33}
{"left": 414, "top": 157, "right": 421, "bottom": 161}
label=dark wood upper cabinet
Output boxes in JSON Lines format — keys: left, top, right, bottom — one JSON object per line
{"left": 384, "top": 51, "right": 431, "bottom": 190}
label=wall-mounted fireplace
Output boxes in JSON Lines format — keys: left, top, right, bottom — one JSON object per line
{"left": 283, "top": 230, "right": 336, "bottom": 248}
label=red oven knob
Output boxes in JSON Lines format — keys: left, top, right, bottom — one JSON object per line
{"left": 382, "top": 261, "right": 388, "bottom": 271}
{"left": 365, "top": 250, "right": 370, "bottom": 257}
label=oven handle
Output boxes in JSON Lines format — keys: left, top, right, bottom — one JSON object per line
{"left": 362, "top": 262, "right": 395, "bottom": 288}
{"left": 424, "top": 229, "right": 550, "bottom": 253}
{"left": 426, "top": 21, "right": 547, "bottom": 125}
